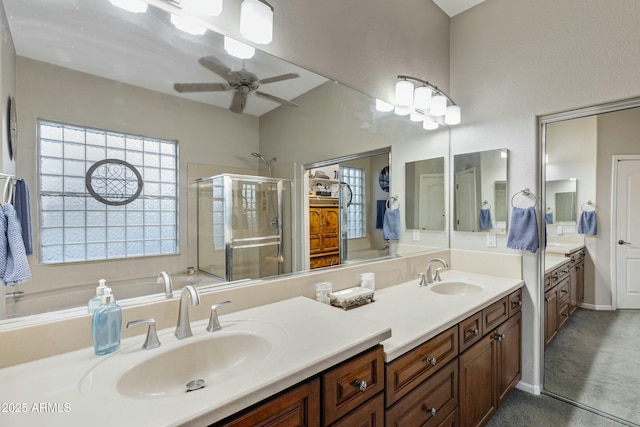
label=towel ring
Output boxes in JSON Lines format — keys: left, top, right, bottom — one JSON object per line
{"left": 581, "top": 200, "right": 597, "bottom": 212}
{"left": 510, "top": 188, "right": 537, "bottom": 208}
{"left": 386, "top": 194, "right": 399, "bottom": 209}
{"left": 481, "top": 200, "right": 491, "bottom": 209}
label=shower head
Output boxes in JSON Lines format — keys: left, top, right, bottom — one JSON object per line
{"left": 251, "top": 152, "right": 276, "bottom": 167}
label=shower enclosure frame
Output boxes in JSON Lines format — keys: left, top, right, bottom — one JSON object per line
{"left": 197, "top": 173, "right": 290, "bottom": 282}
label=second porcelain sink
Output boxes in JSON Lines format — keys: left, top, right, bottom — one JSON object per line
{"left": 117, "top": 332, "right": 272, "bottom": 398}
{"left": 430, "top": 281, "right": 483, "bottom": 296}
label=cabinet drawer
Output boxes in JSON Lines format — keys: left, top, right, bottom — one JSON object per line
{"left": 310, "top": 254, "right": 340, "bottom": 269}
{"left": 551, "top": 265, "right": 570, "bottom": 285}
{"left": 544, "top": 273, "right": 552, "bottom": 292}
{"left": 557, "top": 300, "right": 570, "bottom": 330}
{"left": 508, "top": 288, "right": 523, "bottom": 317}
{"left": 459, "top": 312, "right": 483, "bottom": 353}
{"left": 386, "top": 326, "right": 458, "bottom": 407}
{"left": 385, "top": 360, "right": 458, "bottom": 427}
{"left": 483, "top": 297, "right": 509, "bottom": 332}
{"left": 557, "top": 276, "right": 570, "bottom": 304}
{"left": 330, "top": 392, "right": 384, "bottom": 427}
{"left": 323, "top": 346, "right": 384, "bottom": 425}
{"left": 435, "top": 408, "right": 458, "bottom": 427}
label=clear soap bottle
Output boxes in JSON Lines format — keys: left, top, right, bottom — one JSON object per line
{"left": 88, "top": 279, "right": 108, "bottom": 314}
{"left": 92, "top": 287, "right": 122, "bottom": 355}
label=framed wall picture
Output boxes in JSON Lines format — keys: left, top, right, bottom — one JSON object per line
{"left": 379, "top": 166, "right": 389, "bottom": 192}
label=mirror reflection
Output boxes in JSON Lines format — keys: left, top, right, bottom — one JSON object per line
{"left": 0, "top": 0, "right": 451, "bottom": 322}
{"left": 453, "top": 149, "right": 507, "bottom": 233}
{"left": 405, "top": 157, "right": 445, "bottom": 231}
{"left": 543, "top": 104, "right": 640, "bottom": 425}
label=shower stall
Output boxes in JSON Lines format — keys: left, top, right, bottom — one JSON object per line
{"left": 197, "top": 174, "right": 292, "bottom": 282}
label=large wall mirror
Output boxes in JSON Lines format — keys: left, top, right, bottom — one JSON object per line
{"left": 542, "top": 101, "right": 640, "bottom": 425}
{"left": 453, "top": 149, "right": 508, "bottom": 233}
{"left": 0, "top": 0, "right": 451, "bottom": 323}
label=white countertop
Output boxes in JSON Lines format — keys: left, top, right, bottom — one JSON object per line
{"left": 0, "top": 270, "right": 523, "bottom": 426}
{"left": 545, "top": 254, "right": 571, "bottom": 273}
{"left": 349, "top": 270, "right": 523, "bottom": 362}
{"left": 0, "top": 297, "right": 390, "bottom": 427}
{"left": 545, "top": 242, "right": 584, "bottom": 255}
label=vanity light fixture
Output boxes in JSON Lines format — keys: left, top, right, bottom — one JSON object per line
{"left": 182, "top": 0, "right": 223, "bottom": 16}
{"left": 392, "top": 75, "right": 462, "bottom": 130}
{"left": 224, "top": 36, "right": 256, "bottom": 59}
{"left": 171, "top": 13, "right": 207, "bottom": 35}
{"left": 109, "top": 0, "right": 148, "bottom": 13}
{"left": 240, "top": 0, "right": 274, "bottom": 45}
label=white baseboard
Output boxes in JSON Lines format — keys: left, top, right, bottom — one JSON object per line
{"left": 516, "top": 381, "right": 540, "bottom": 395}
{"left": 580, "top": 303, "right": 613, "bottom": 311}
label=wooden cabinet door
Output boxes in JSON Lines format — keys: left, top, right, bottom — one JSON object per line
{"left": 459, "top": 333, "right": 497, "bottom": 427}
{"left": 496, "top": 312, "right": 522, "bottom": 406}
{"left": 219, "top": 378, "right": 320, "bottom": 427}
{"left": 576, "top": 261, "right": 585, "bottom": 305}
{"left": 569, "top": 263, "right": 578, "bottom": 315}
{"left": 309, "top": 208, "right": 323, "bottom": 254}
{"left": 544, "top": 288, "right": 558, "bottom": 349}
{"left": 322, "top": 208, "right": 340, "bottom": 252}
{"left": 331, "top": 392, "right": 384, "bottom": 427}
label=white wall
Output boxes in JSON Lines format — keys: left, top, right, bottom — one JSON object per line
{"left": 450, "top": 0, "right": 640, "bottom": 391}
{"left": 0, "top": 3, "right": 15, "bottom": 174}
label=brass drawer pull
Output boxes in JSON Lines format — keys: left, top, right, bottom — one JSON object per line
{"left": 424, "top": 406, "right": 437, "bottom": 416}
{"left": 354, "top": 379, "right": 367, "bottom": 392}
{"left": 467, "top": 328, "right": 479, "bottom": 336}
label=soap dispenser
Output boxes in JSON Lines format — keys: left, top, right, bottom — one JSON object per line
{"left": 92, "top": 287, "right": 122, "bottom": 355}
{"left": 87, "top": 279, "right": 108, "bottom": 314}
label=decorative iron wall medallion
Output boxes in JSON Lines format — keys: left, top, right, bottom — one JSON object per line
{"left": 85, "top": 159, "right": 143, "bottom": 206}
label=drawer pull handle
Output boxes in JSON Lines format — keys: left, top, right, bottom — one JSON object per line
{"left": 467, "top": 328, "right": 479, "bottom": 336}
{"left": 512, "top": 300, "right": 522, "bottom": 306}
{"left": 424, "top": 406, "right": 437, "bottom": 416}
{"left": 425, "top": 357, "right": 437, "bottom": 366}
{"left": 495, "top": 333, "right": 506, "bottom": 342}
{"left": 561, "top": 289, "right": 568, "bottom": 294}
{"left": 563, "top": 313, "right": 570, "bottom": 317}
{"left": 354, "top": 379, "right": 367, "bottom": 392}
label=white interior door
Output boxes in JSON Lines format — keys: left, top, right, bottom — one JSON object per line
{"left": 455, "top": 168, "right": 478, "bottom": 232}
{"left": 615, "top": 158, "right": 640, "bottom": 308}
{"left": 419, "top": 173, "right": 445, "bottom": 230}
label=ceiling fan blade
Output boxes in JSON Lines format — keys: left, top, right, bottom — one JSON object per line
{"left": 230, "top": 89, "right": 249, "bottom": 113}
{"left": 198, "top": 56, "right": 232, "bottom": 81}
{"left": 255, "top": 91, "right": 299, "bottom": 108}
{"left": 173, "top": 83, "right": 230, "bottom": 93}
{"left": 258, "top": 73, "right": 300, "bottom": 85}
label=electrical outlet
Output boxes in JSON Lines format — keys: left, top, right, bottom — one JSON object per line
{"left": 486, "top": 233, "right": 497, "bottom": 248}
{"left": 557, "top": 225, "right": 563, "bottom": 235}
{"left": 413, "top": 229, "right": 420, "bottom": 241}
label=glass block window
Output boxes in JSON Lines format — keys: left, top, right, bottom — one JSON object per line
{"left": 38, "top": 120, "right": 178, "bottom": 264}
{"left": 340, "top": 166, "right": 366, "bottom": 239}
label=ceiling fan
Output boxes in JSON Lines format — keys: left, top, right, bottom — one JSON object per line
{"left": 173, "top": 56, "right": 300, "bottom": 114}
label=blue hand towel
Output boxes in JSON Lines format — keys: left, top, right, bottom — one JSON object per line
{"left": 578, "top": 210, "right": 597, "bottom": 235}
{"left": 376, "top": 200, "right": 386, "bottom": 229}
{"left": 14, "top": 179, "right": 32, "bottom": 255}
{"left": 479, "top": 208, "right": 493, "bottom": 229}
{"left": 383, "top": 208, "right": 400, "bottom": 240}
{"left": 507, "top": 206, "right": 539, "bottom": 253}
{"left": 2, "top": 204, "right": 32, "bottom": 285}
{"left": 545, "top": 212, "right": 553, "bottom": 224}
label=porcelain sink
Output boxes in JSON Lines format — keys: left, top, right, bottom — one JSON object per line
{"left": 430, "top": 281, "right": 483, "bottom": 296}
{"left": 80, "top": 320, "right": 288, "bottom": 400}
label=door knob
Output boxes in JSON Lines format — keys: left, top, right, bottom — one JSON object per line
{"left": 619, "top": 240, "right": 631, "bottom": 245}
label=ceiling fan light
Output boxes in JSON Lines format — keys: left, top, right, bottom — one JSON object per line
{"left": 240, "top": 0, "right": 273, "bottom": 45}
{"left": 375, "top": 99, "right": 394, "bottom": 112}
{"left": 444, "top": 105, "right": 461, "bottom": 125}
{"left": 430, "top": 94, "right": 447, "bottom": 116}
{"left": 394, "top": 106, "right": 411, "bottom": 116}
{"left": 423, "top": 118, "right": 439, "bottom": 130}
{"left": 182, "top": 0, "right": 223, "bottom": 17}
{"left": 224, "top": 36, "right": 255, "bottom": 59}
{"left": 108, "top": 0, "right": 148, "bottom": 13}
{"left": 395, "top": 80, "right": 414, "bottom": 108}
{"left": 414, "top": 86, "right": 432, "bottom": 110}
{"left": 171, "top": 14, "right": 207, "bottom": 35}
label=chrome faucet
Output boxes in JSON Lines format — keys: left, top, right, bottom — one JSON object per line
{"left": 157, "top": 271, "right": 173, "bottom": 297}
{"left": 426, "top": 258, "right": 449, "bottom": 284}
{"left": 175, "top": 285, "right": 200, "bottom": 340}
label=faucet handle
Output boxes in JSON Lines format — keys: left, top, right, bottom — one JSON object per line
{"left": 434, "top": 267, "right": 443, "bottom": 282}
{"left": 126, "top": 318, "right": 161, "bottom": 350}
{"left": 418, "top": 272, "right": 426, "bottom": 287}
{"left": 207, "top": 301, "right": 232, "bottom": 332}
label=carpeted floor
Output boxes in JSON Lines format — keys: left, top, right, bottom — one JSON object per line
{"left": 544, "top": 308, "right": 640, "bottom": 425}
{"left": 487, "top": 389, "right": 627, "bottom": 427}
